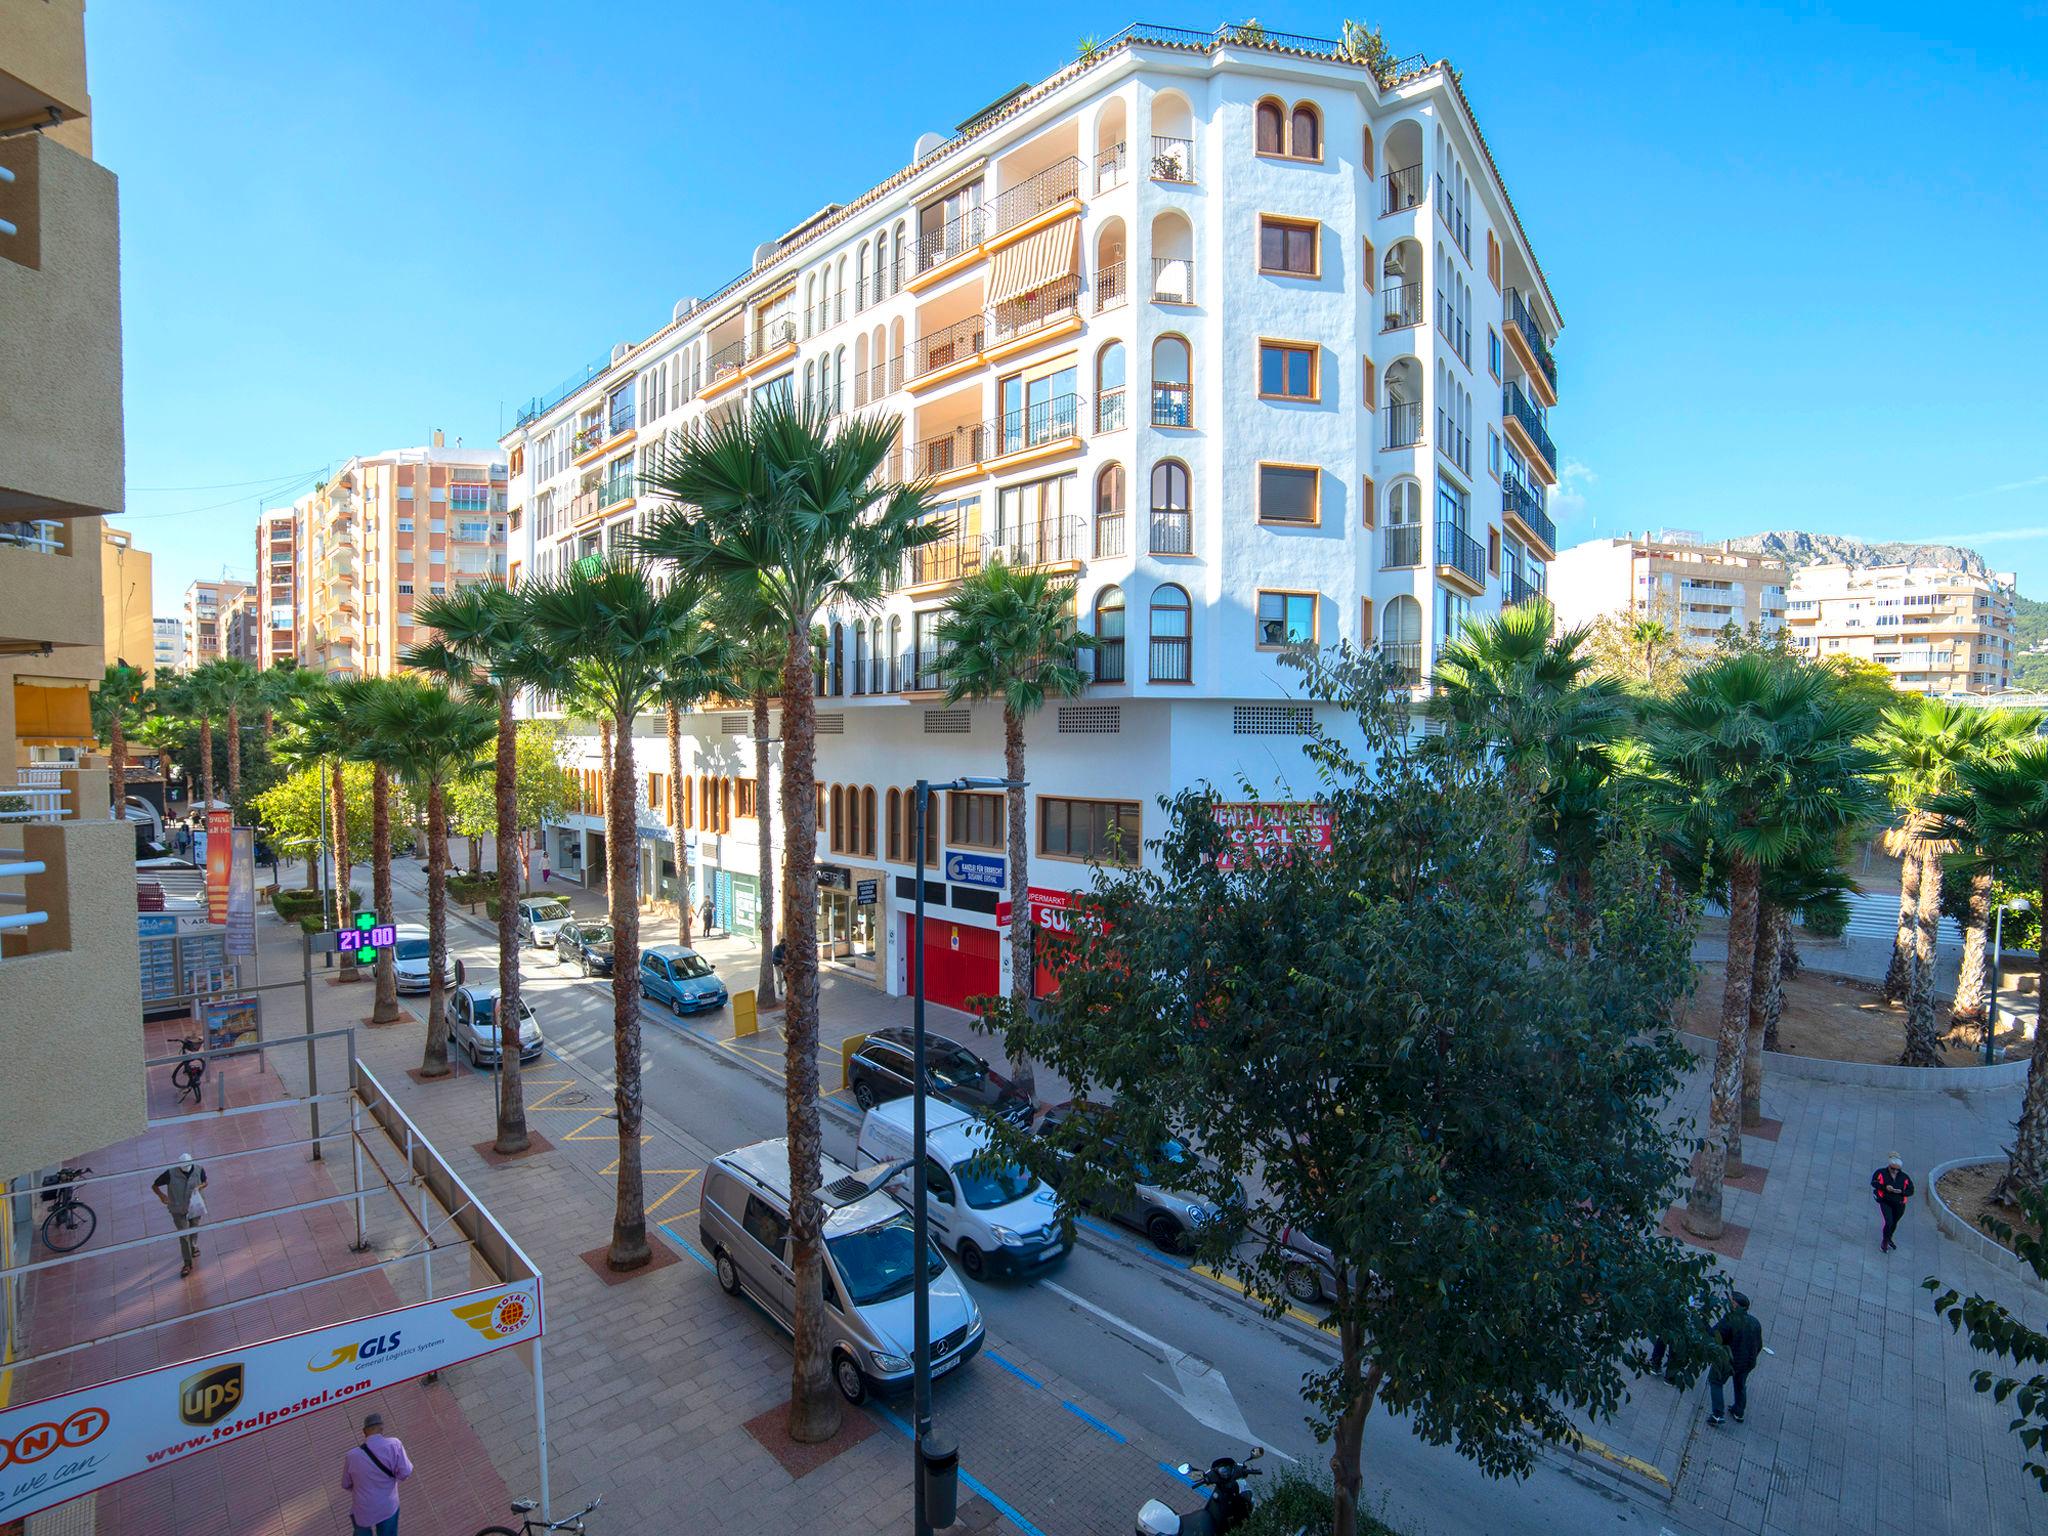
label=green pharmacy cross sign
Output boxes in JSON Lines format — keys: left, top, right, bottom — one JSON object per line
{"left": 336, "top": 913, "right": 398, "bottom": 962}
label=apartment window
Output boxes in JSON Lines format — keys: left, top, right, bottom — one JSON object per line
{"left": 1258, "top": 464, "right": 1319, "bottom": 525}
{"left": 1041, "top": 797, "right": 1140, "bottom": 865}
{"left": 1095, "top": 464, "right": 1127, "bottom": 558}
{"left": 1255, "top": 98, "right": 1285, "bottom": 155}
{"left": 398, "top": 486, "right": 415, "bottom": 501}
{"left": 430, "top": 518, "right": 447, "bottom": 534}
{"left": 430, "top": 582, "right": 447, "bottom": 596}
{"left": 1488, "top": 429, "right": 1501, "bottom": 477}
{"left": 430, "top": 486, "right": 447, "bottom": 504}
{"left": 397, "top": 581, "right": 414, "bottom": 596}
{"left": 1149, "top": 584, "right": 1192, "bottom": 682}
{"left": 1254, "top": 97, "right": 1321, "bottom": 161}
{"left": 947, "top": 791, "right": 1005, "bottom": 851}
{"left": 1151, "top": 336, "right": 1192, "bottom": 428}
{"left": 1438, "top": 585, "right": 1471, "bottom": 643}
{"left": 397, "top": 518, "right": 414, "bottom": 534}
{"left": 1259, "top": 342, "right": 1316, "bottom": 401}
{"left": 1149, "top": 460, "right": 1192, "bottom": 554}
{"left": 1488, "top": 327, "right": 1502, "bottom": 379}
{"left": 456, "top": 519, "right": 489, "bottom": 541}
{"left": 1258, "top": 216, "right": 1319, "bottom": 277}
{"left": 1289, "top": 104, "right": 1322, "bottom": 160}
{"left": 1094, "top": 586, "right": 1127, "bottom": 682}
{"left": 1256, "top": 591, "right": 1317, "bottom": 648}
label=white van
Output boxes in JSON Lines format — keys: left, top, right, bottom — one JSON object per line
{"left": 855, "top": 1098, "right": 1066, "bottom": 1280}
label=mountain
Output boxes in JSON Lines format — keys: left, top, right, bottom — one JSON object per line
{"left": 1727, "top": 530, "right": 1991, "bottom": 578}
{"left": 2013, "top": 594, "right": 2048, "bottom": 690}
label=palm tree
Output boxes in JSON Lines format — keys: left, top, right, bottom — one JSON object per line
{"left": 1943, "top": 710, "right": 2041, "bottom": 1025}
{"left": 208, "top": 658, "right": 265, "bottom": 814}
{"left": 1744, "top": 844, "right": 1854, "bottom": 1123}
{"left": 1625, "top": 616, "right": 1674, "bottom": 689}
{"left": 260, "top": 659, "right": 323, "bottom": 744}
{"left": 1640, "top": 653, "right": 1881, "bottom": 1237}
{"left": 525, "top": 558, "right": 714, "bottom": 1269}
{"left": 406, "top": 585, "right": 553, "bottom": 1154}
{"left": 716, "top": 584, "right": 792, "bottom": 1005}
{"left": 91, "top": 662, "right": 149, "bottom": 819}
{"left": 337, "top": 678, "right": 408, "bottom": 1028}
{"left": 640, "top": 394, "right": 945, "bottom": 1442}
{"left": 277, "top": 682, "right": 359, "bottom": 962}
{"left": 130, "top": 715, "right": 187, "bottom": 828}
{"left": 181, "top": 661, "right": 226, "bottom": 814}
{"left": 936, "top": 560, "right": 1093, "bottom": 1086}
{"left": 653, "top": 616, "right": 734, "bottom": 929}
{"left": 364, "top": 680, "right": 495, "bottom": 1077}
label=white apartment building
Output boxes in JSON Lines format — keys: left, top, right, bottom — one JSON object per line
{"left": 1786, "top": 562, "right": 2015, "bottom": 695}
{"left": 151, "top": 615, "right": 182, "bottom": 673}
{"left": 1549, "top": 531, "right": 1788, "bottom": 645}
{"left": 501, "top": 23, "right": 1562, "bottom": 1009}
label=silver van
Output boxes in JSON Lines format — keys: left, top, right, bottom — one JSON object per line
{"left": 699, "top": 1138, "right": 984, "bottom": 1404}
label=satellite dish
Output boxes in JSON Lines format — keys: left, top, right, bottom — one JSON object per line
{"left": 672, "top": 297, "right": 698, "bottom": 324}
{"left": 752, "top": 239, "right": 779, "bottom": 267}
{"left": 913, "top": 131, "right": 946, "bottom": 160}
{"left": 610, "top": 342, "right": 631, "bottom": 365}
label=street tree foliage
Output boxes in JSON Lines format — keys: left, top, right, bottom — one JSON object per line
{"left": 251, "top": 762, "right": 388, "bottom": 876}
{"left": 445, "top": 720, "right": 580, "bottom": 852}
{"left": 1926, "top": 1183, "right": 2048, "bottom": 1492}
{"left": 988, "top": 645, "right": 1720, "bottom": 1536}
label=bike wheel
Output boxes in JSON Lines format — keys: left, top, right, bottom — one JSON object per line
{"left": 42, "top": 1201, "right": 95, "bottom": 1253}
{"left": 473, "top": 1527, "right": 522, "bottom": 1536}
{"left": 173, "top": 1059, "right": 205, "bottom": 1093}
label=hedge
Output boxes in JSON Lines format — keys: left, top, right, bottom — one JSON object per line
{"left": 484, "top": 888, "right": 555, "bottom": 920}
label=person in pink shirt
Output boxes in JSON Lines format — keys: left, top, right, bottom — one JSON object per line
{"left": 341, "top": 1411, "right": 414, "bottom": 1536}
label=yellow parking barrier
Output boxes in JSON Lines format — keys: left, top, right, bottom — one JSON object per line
{"left": 840, "top": 1032, "right": 868, "bottom": 1089}
{"left": 733, "top": 988, "right": 758, "bottom": 1039}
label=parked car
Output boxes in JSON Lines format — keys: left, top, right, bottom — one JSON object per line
{"left": 1035, "top": 1100, "right": 1244, "bottom": 1253}
{"left": 640, "top": 944, "right": 727, "bottom": 1016}
{"left": 855, "top": 1097, "right": 1066, "bottom": 1279}
{"left": 1273, "top": 1224, "right": 1337, "bottom": 1303}
{"left": 557, "top": 919, "right": 615, "bottom": 977}
{"left": 450, "top": 983, "right": 543, "bottom": 1066}
{"left": 515, "top": 898, "right": 573, "bottom": 949}
{"left": 390, "top": 924, "right": 432, "bottom": 995}
{"left": 701, "top": 1138, "right": 983, "bottom": 1404}
{"left": 848, "top": 1029, "right": 1031, "bottom": 1124}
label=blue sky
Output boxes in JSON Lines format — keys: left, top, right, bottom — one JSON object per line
{"left": 96, "top": 1, "right": 2048, "bottom": 603}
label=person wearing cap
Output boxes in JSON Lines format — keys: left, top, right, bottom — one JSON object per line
{"left": 342, "top": 1411, "right": 413, "bottom": 1536}
{"left": 1871, "top": 1153, "right": 1915, "bottom": 1252}
{"left": 1708, "top": 1292, "right": 1764, "bottom": 1426}
{"left": 150, "top": 1152, "right": 208, "bottom": 1277}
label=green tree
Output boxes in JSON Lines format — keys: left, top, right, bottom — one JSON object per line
{"left": 364, "top": 680, "right": 495, "bottom": 1076}
{"left": 524, "top": 558, "right": 714, "bottom": 1268}
{"left": 1925, "top": 1184, "right": 2048, "bottom": 1492}
{"left": 275, "top": 681, "right": 362, "bottom": 961}
{"left": 251, "top": 762, "right": 378, "bottom": 888}
{"left": 641, "top": 394, "right": 944, "bottom": 1442}
{"left": 716, "top": 582, "right": 792, "bottom": 1005}
{"left": 444, "top": 722, "right": 578, "bottom": 862}
{"left": 936, "top": 559, "right": 1093, "bottom": 1084}
{"left": 654, "top": 616, "right": 734, "bottom": 932}
{"left": 991, "top": 644, "right": 1718, "bottom": 1536}
{"left": 90, "top": 662, "right": 149, "bottom": 819}
{"left": 340, "top": 677, "right": 410, "bottom": 1028}
{"left": 130, "top": 715, "right": 186, "bottom": 822}
{"left": 207, "top": 658, "right": 265, "bottom": 814}
{"left": 177, "top": 663, "right": 227, "bottom": 812}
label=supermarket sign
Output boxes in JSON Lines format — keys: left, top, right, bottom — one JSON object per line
{"left": 1213, "top": 802, "right": 1333, "bottom": 869}
{"left": 0, "top": 1280, "right": 542, "bottom": 1524}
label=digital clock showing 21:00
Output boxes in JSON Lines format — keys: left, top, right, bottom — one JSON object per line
{"left": 338, "top": 925, "right": 397, "bottom": 952}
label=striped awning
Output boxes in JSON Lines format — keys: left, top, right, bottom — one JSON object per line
{"left": 988, "top": 217, "right": 1079, "bottom": 307}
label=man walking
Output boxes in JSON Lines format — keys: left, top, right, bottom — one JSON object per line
{"left": 700, "top": 896, "right": 717, "bottom": 939}
{"left": 1708, "top": 1292, "right": 1763, "bottom": 1426}
{"left": 1871, "top": 1153, "right": 1914, "bottom": 1252}
{"left": 150, "top": 1151, "right": 207, "bottom": 1277}
{"left": 341, "top": 1410, "right": 413, "bottom": 1536}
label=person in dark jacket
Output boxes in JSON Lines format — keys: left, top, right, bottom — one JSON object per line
{"left": 1871, "top": 1153, "right": 1914, "bottom": 1252}
{"left": 1708, "top": 1292, "right": 1764, "bottom": 1425}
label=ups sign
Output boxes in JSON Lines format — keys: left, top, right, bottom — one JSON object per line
{"left": 178, "top": 1363, "right": 243, "bottom": 1427}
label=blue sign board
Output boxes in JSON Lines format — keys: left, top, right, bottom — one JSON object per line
{"left": 944, "top": 852, "right": 1005, "bottom": 888}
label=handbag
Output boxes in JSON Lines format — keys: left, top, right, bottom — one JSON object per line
{"left": 186, "top": 1189, "right": 207, "bottom": 1221}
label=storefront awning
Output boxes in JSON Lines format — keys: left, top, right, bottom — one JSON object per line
{"left": 12, "top": 678, "right": 94, "bottom": 745}
{"left": 988, "top": 217, "right": 1079, "bottom": 307}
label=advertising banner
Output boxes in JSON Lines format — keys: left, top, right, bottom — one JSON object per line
{"left": 225, "top": 827, "right": 256, "bottom": 956}
{"left": 0, "top": 1280, "right": 542, "bottom": 1525}
{"left": 1028, "top": 886, "right": 1078, "bottom": 1000}
{"left": 944, "top": 851, "right": 1005, "bottom": 889}
{"left": 204, "top": 808, "right": 231, "bottom": 924}
{"left": 1213, "top": 802, "right": 1334, "bottom": 870}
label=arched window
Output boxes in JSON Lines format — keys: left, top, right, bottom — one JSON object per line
{"left": 1096, "top": 341, "right": 1127, "bottom": 433}
{"left": 1151, "top": 335, "right": 1191, "bottom": 428}
{"left": 1381, "top": 595, "right": 1422, "bottom": 684}
{"left": 875, "top": 231, "right": 889, "bottom": 301}
{"left": 1290, "top": 102, "right": 1321, "bottom": 160}
{"left": 1094, "top": 585, "right": 1127, "bottom": 683}
{"left": 888, "top": 616, "right": 903, "bottom": 691}
{"left": 1149, "top": 459, "right": 1191, "bottom": 554}
{"left": 861, "top": 787, "right": 877, "bottom": 858}
{"left": 803, "top": 274, "right": 816, "bottom": 337}
{"left": 1095, "top": 463, "right": 1126, "bottom": 558}
{"left": 1149, "top": 584, "right": 1192, "bottom": 683}
{"left": 887, "top": 788, "right": 903, "bottom": 861}
{"left": 802, "top": 360, "right": 816, "bottom": 411}
{"left": 1384, "top": 477, "right": 1421, "bottom": 566}
{"left": 829, "top": 785, "right": 844, "bottom": 853}
{"left": 1254, "top": 97, "right": 1285, "bottom": 155}
{"left": 855, "top": 246, "right": 869, "bottom": 311}
{"left": 893, "top": 220, "right": 909, "bottom": 292}
{"left": 851, "top": 621, "right": 866, "bottom": 695}
{"left": 830, "top": 621, "right": 845, "bottom": 696}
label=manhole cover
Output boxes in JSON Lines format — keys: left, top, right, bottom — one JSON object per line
{"left": 554, "top": 1090, "right": 591, "bottom": 1107}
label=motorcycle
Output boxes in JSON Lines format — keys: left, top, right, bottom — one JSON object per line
{"left": 1136, "top": 1447, "right": 1264, "bottom": 1536}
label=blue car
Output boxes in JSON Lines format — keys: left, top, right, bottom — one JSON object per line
{"left": 640, "top": 945, "right": 727, "bottom": 1016}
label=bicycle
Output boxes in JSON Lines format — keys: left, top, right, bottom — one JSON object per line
{"left": 39, "top": 1167, "right": 96, "bottom": 1252}
{"left": 477, "top": 1495, "right": 601, "bottom": 1536}
{"left": 171, "top": 1036, "right": 206, "bottom": 1105}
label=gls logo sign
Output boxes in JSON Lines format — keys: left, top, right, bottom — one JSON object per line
{"left": 308, "top": 1331, "right": 402, "bottom": 1372}
{"left": 178, "top": 1363, "right": 243, "bottom": 1427}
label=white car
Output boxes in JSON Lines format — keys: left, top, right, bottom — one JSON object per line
{"left": 516, "top": 898, "right": 573, "bottom": 949}
{"left": 451, "top": 984, "right": 543, "bottom": 1065}
{"left": 391, "top": 925, "right": 433, "bottom": 994}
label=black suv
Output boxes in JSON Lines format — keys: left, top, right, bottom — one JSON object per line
{"left": 556, "top": 920, "right": 615, "bottom": 976}
{"left": 847, "top": 1029, "right": 1032, "bottom": 1124}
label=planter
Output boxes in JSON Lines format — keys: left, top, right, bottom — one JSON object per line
{"left": 1677, "top": 1030, "right": 2032, "bottom": 1091}
{"left": 1928, "top": 1156, "right": 2047, "bottom": 1292}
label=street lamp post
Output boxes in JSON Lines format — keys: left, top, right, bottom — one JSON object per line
{"left": 910, "top": 773, "right": 1022, "bottom": 1536}
{"left": 1989, "top": 896, "right": 2031, "bottom": 1065}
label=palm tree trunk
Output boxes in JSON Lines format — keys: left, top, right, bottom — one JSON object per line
{"left": 753, "top": 689, "right": 778, "bottom": 1008}
{"left": 226, "top": 704, "right": 241, "bottom": 811}
{"left": 198, "top": 717, "right": 215, "bottom": 813}
{"left": 606, "top": 700, "right": 650, "bottom": 1269}
{"left": 332, "top": 759, "right": 357, "bottom": 982}
{"left": 1001, "top": 704, "right": 1038, "bottom": 1104}
{"left": 495, "top": 690, "right": 529, "bottom": 1155}
{"left": 108, "top": 711, "right": 126, "bottom": 819}
{"left": 370, "top": 766, "right": 400, "bottom": 1024}
{"left": 779, "top": 625, "right": 839, "bottom": 1443}
{"left": 1884, "top": 845, "right": 1919, "bottom": 1001}
{"left": 1761, "top": 907, "right": 1789, "bottom": 1052}
{"left": 599, "top": 717, "right": 614, "bottom": 898}
{"left": 419, "top": 779, "right": 451, "bottom": 1075}
{"left": 2005, "top": 849, "right": 2048, "bottom": 1196}
{"left": 1953, "top": 870, "right": 1994, "bottom": 1024}
{"left": 1901, "top": 831, "right": 1945, "bottom": 1068}
{"left": 666, "top": 701, "right": 687, "bottom": 922}
{"left": 1687, "top": 855, "right": 1758, "bottom": 1238}
{"left": 1742, "top": 900, "right": 1781, "bottom": 1127}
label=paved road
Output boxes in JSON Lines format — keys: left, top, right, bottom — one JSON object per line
{"left": 370, "top": 867, "right": 1710, "bottom": 1536}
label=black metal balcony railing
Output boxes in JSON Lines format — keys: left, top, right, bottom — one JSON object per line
{"left": 1092, "top": 636, "right": 1127, "bottom": 684}
{"left": 1381, "top": 641, "right": 1422, "bottom": 686}
{"left": 1435, "top": 519, "right": 1487, "bottom": 587}
{"left": 910, "top": 423, "right": 991, "bottom": 480}
{"left": 997, "top": 392, "right": 1083, "bottom": 455}
{"left": 1506, "top": 287, "right": 1559, "bottom": 394}
{"left": 1150, "top": 635, "right": 1192, "bottom": 683}
{"left": 991, "top": 157, "right": 1082, "bottom": 237}
{"left": 1381, "top": 280, "right": 1422, "bottom": 330}
{"left": 993, "top": 275, "right": 1082, "bottom": 342}
{"left": 913, "top": 314, "right": 987, "bottom": 378}
{"left": 1149, "top": 509, "right": 1192, "bottom": 555}
{"left": 1151, "top": 135, "right": 1195, "bottom": 182}
{"left": 899, "top": 514, "right": 1087, "bottom": 587}
{"left": 1503, "top": 381, "right": 1556, "bottom": 470}
{"left": 1096, "top": 259, "right": 1127, "bottom": 312}
{"left": 1383, "top": 163, "right": 1422, "bottom": 214}
{"left": 1508, "top": 572, "right": 1543, "bottom": 608}
{"left": 1383, "top": 523, "right": 1422, "bottom": 568}
{"left": 1152, "top": 382, "right": 1192, "bottom": 428}
{"left": 1382, "top": 400, "right": 1422, "bottom": 450}
{"left": 705, "top": 338, "right": 748, "bottom": 388}
{"left": 1501, "top": 476, "right": 1556, "bottom": 552}
{"left": 609, "top": 397, "right": 637, "bottom": 435}
{"left": 906, "top": 647, "right": 949, "bottom": 693}
{"left": 1096, "top": 387, "right": 1127, "bottom": 434}
{"left": 1095, "top": 512, "right": 1126, "bottom": 559}
{"left": 916, "top": 206, "right": 987, "bottom": 274}
{"left": 1096, "top": 141, "right": 1127, "bottom": 192}
{"left": 572, "top": 420, "right": 607, "bottom": 456}
{"left": 1152, "top": 256, "right": 1195, "bottom": 305}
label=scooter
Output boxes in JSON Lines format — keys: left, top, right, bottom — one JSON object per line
{"left": 1136, "top": 1447, "right": 1264, "bottom": 1536}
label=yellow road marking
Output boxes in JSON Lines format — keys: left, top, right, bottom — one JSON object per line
{"left": 525, "top": 1081, "right": 590, "bottom": 1111}
{"left": 647, "top": 1170, "right": 703, "bottom": 1216}
{"left": 1190, "top": 1264, "right": 1333, "bottom": 1332}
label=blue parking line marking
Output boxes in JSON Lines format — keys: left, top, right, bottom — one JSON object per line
{"left": 1062, "top": 1400, "right": 1127, "bottom": 1443}
{"left": 984, "top": 1349, "right": 1044, "bottom": 1390}
{"left": 657, "top": 1221, "right": 714, "bottom": 1271}
{"left": 1159, "top": 1461, "right": 1208, "bottom": 1495}
{"left": 1076, "top": 1216, "right": 1192, "bottom": 1270}
{"left": 875, "top": 1404, "right": 1051, "bottom": 1536}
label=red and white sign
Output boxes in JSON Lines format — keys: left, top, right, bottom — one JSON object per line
{"left": 1028, "top": 887, "right": 1081, "bottom": 999}
{"left": 1214, "top": 802, "right": 1334, "bottom": 869}
{"left": 204, "top": 807, "right": 232, "bottom": 924}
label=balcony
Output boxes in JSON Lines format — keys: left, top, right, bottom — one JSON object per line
{"left": 1096, "top": 387, "right": 1126, "bottom": 434}
{"left": 1151, "top": 256, "right": 1195, "bottom": 306}
{"left": 1383, "top": 523, "right": 1421, "bottom": 568}
{"left": 1505, "top": 288, "right": 1558, "bottom": 403}
{"left": 1507, "top": 573, "right": 1544, "bottom": 608}
{"left": 702, "top": 338, "right": 749, "bottom": 395}
{"left": 1149, "top": 634, "right": 1192, "bottom": 684}
{"left": 1, "top": 517, "right": 97, "bottom": 655}
{"left": 911, "top": 313, "right": 988, "bottom": 384}
{"left": 1502, "top": 382, "right": 1557, "bottom": 482}
{"left": 1091, "top": 636, "right": 1127, "bottom": 685}
{"left": 854, "top": 354, "right": 906, "bottom": 407}
{"left": 989, "top": 158, "right": 1082, "bottom": 241}
{"left": 1381, "top": 642, "right": 1422, "bottom": 686}
{"left": 1150, "top": 136, "right": 1195, "bottom": 183}
{"left": 991, "top": 275, "right": 1082, "bottom": 349}
{"left": 1152, "top": 383, "right": 1192, "bottom": 429}
{"left": 1434, "top": 520, "right": 1487, "bottom": 594}
{"left": 1149, "top": 509, "right": 1192, "bottom": 555}
{"left": 608, "top": 397, "right": 637, "bottom": 436}
{"left": 1095, "top": 259, "right": 1127, "bottom": 313}
{"left": 598, "top": 473, "right": 636, "bottom": 510}
{"left": 1381, "top": 280, "right": 1422, "bottom": 331}
{"left": 1382, "top": 163, "right": 1422, "bottom": 216}
{"left": 1382, "top": 401, "right": 1422, "bottom": 450}
{"left": 915, "top": 206, "right": 986, "bottom": 277}
{"left": 749, "top": 315, "right": 799, "bottom": 369}
{"left": 909, "top": 423, "right": 994, "bottom": 482}
{"left": 1095, "top": 141, "right": 1127, "bottom": 193}
{"left": 1501, "top": 476, "right": 1556, "bottom": 557}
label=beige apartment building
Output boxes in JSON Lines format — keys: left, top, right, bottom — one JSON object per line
{"left": 1548, "top": 531, "right": 1788, "bottom": 644}
{"left": 0, "top": 0, "right": 149, "bottom": 1175}
{"left": 181, "top": 576, "right": 256, "bottom": 669}
{"left": 1786, "top": 562, "right": 2015, "bottom": 695}
{"left": 298, "top": 435, "right": 509, "bottom": 678}
{"left": 256, "top": 505, "right": 299, "bottom": 668}
{"left": 99, "top": 524, "right": 153, "bottom": 677}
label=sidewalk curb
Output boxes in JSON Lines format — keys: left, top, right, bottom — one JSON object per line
{"left": 1928, "top": 1155, "right": 2048, "bottom": 1293}
{"left": 1676, "top": 1030, "right": 2030, "bottom": 1091}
